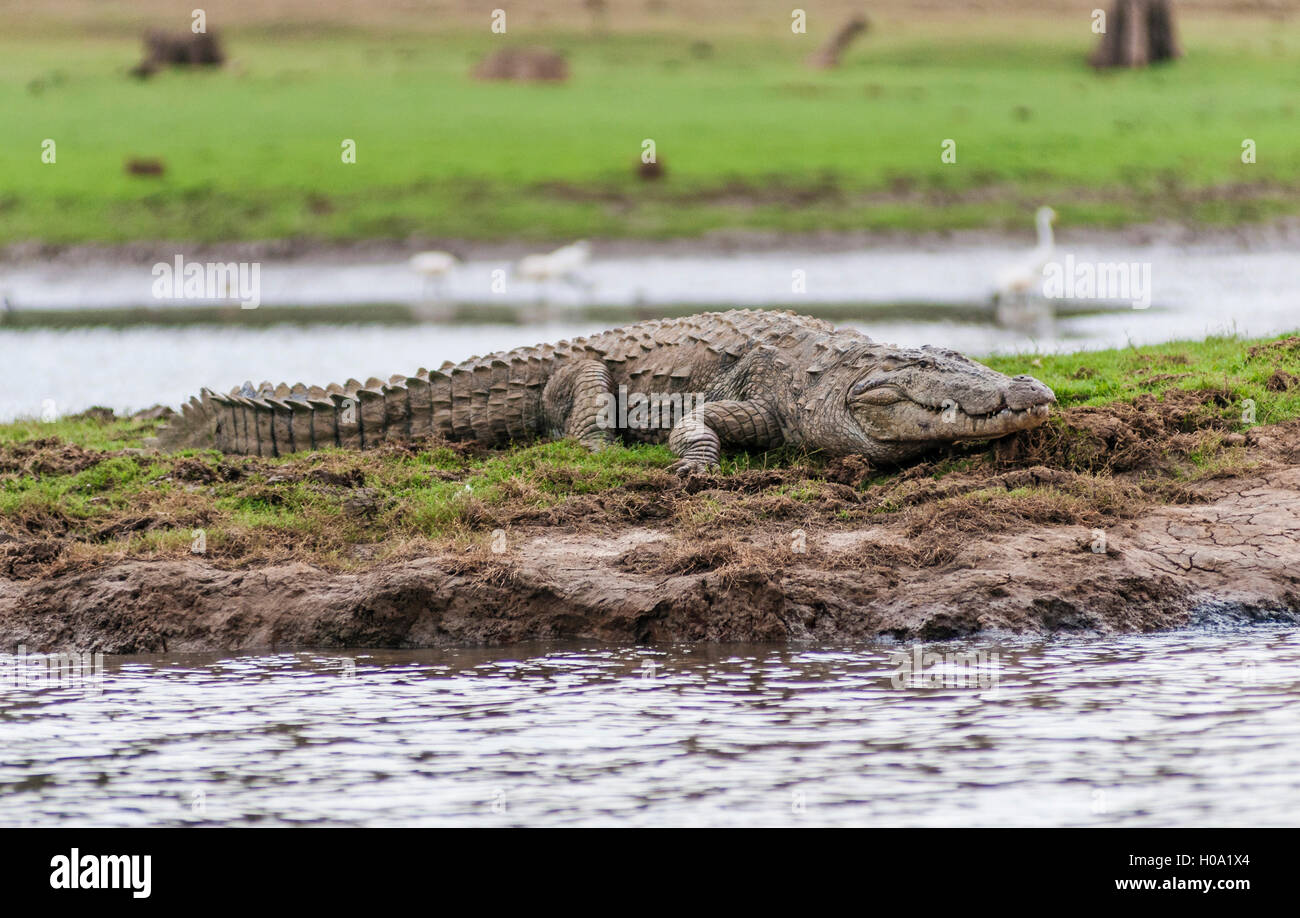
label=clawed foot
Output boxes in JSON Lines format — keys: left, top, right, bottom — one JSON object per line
{"left": 667, "top": 458, "right": 718, "bottom": 477}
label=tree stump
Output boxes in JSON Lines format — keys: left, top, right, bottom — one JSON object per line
{"left": 805, "top": 15, "right": 870, "bottom": 70}
{"left": 1090, "top": 0, "right": 1181, "bottom": 68}
{"left": 130, "top": 30, "right": 225, "bottom": 78}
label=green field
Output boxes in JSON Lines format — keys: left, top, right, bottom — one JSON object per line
{"left": 5, "top": 19, "right": 1300, "bottom": 244}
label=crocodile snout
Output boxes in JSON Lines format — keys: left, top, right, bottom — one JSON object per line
{"left": 940, "top": 373, "right": 1054, "bottom": 418}
{"left": 1007, "top": 375, "right": 1056, "bottom": 412}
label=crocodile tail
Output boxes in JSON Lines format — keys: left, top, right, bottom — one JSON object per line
{"left": 153, "top": 347, "right": 554, "bottom": 455}
{"left": 150, "top": 389, "right": 222, "bottom": 451}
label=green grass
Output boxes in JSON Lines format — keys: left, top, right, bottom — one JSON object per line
{"left": 984, "top": 334, "right": 1300, "bottom": 426}
{"left": 5, "top": 20, "right": 1300, "bottom": 244}
{"left": 0, "top": 410, "right": 159, "bottom": 451}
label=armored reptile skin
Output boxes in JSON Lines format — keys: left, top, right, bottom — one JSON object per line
{"left": 155, "top": 310, "right": 1056, "bottom": 472}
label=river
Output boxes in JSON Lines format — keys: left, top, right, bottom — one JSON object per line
{"left": 2, "top": 628, "right": 1297, "bottom": 827}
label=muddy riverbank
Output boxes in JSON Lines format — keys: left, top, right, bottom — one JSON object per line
{"left": 5, "top": 450, "right": 1299, "bottom": 653}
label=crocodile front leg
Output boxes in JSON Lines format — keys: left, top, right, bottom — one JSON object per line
{"left": 667, "top": 399, "right": 781, "bottom": 475}
{"left": 543, "top": 359, "right": 617, "bottom": 451}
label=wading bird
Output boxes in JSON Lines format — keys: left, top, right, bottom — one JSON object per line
{"left": 514, "top": 240, "right": 594, "bottom": 305}
{"left": 992, "top": 205, "right": 1057, "bottom": 328}
{"left": 409, "top": 251, "right": 460, "bottom": 301}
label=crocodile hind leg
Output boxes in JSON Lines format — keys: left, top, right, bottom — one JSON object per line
{"left": 667, "top": 399, "right": 781, "bottom": 475}
{"left": 542, "top": 359, "right": 617, "bottom": 451}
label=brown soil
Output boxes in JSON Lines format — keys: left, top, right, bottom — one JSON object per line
{"left": 4, "top": 407, "right": 1300, "bottom": 652}
{"left": 3, "top": 463, "right": 1297, "bottom": 652}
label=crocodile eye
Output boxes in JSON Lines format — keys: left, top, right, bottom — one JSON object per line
{"left": 849, "top": 379, "right": 905, "bottom": 406}
{"left": 855, "top": 388, "right": 905, "bottom": 406}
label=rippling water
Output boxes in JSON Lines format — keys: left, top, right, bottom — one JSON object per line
{"left": 3, "top": 628, "right": 1298, "bottom": 826}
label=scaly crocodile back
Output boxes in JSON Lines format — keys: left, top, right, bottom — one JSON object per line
{"left": 153, "top": 310, "right": 859, "bottom": 455}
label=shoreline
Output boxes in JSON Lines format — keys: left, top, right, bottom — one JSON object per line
{"left": 6, "top": 435, "right": 1300, "bottom": 653}
{"left": 4, "top": 464, "right": 1300, "bottom": 653}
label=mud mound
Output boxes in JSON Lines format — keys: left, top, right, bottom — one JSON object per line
{"left": 472, "top": 47, "right": 569, "bottom": 82}
{"left": 131, "top": 29, "right": 225, "bottom": 79}
{"left": 0, "top": 440, "right": 107, "bottom": 477}
{"left": 0, "top": 538, "right": 63, "bottom": 578}
{"left": 1267, "top": 369, "right": 1298, "bottom": 392}
{"left": 67, "top": 406, "right": 117, "bottom": 423}
{"left": 169, "top": 457, "right": 218, "bottom": 483}
{"left": 637, "top": 157, "right": 665, "bottom": 180}
{"left": 1247, "top": 335, "right": 1300, "bottom": 361}
{"left": 1014, "top": 389, "right": 1234, "bottom": 472}
{"left": 125, "top": 158, "right": 166, "bottom": 177}
{"left": 619, "top": 538, "right": 742, "bottom": 575}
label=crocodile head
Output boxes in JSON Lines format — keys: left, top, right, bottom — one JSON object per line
{"left": 810, "top": 344, "right": 1055, "bottom": 463}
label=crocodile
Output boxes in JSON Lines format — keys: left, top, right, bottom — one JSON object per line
{"left": 154, "top": 309, "right": 1056, "bottom": 472}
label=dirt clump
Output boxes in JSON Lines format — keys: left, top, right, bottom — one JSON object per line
{"left": 1248, "top": 336, "right": 1300, "bottom": 361}
{"left": 637, "top": 157, "right": 665, "bottom": 180}
{"left": 824, "top": 454, "right": 873, "bottom": 486}
{"left": 170, "top": 457, "right": 218, "bottom": 483}
{"left": 0, "top": 441, "right": 107, "bottom": 477}
{"left": 125, "top": 158, "right": 166, "bottom": 177}
{"left": 131, "top": 29, "right": 225, "bottom": 78}
{"left": 1266, "top": 369, "right": 1298, "bottom": 392}
{"left": 343, "top": 488, "right": 384, "bottom": 519}
{"left": 0, "top": 539, "right": 64, "bottom": 578}
{"left": 472, "top": 47, "right": 569, "bottom": 82}
{"left": 308, "top": 466, "right": 366, "bottom": 488}
{"left": 68, "top": 406, "right": 117, "bottom": 423}
{"left": 1013, "top": 389, "right": 1234, "bottom": 473}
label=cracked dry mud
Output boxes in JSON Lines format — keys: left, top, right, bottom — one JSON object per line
{"left": 2, "top": 462, "right": 1298, "bottom": 653}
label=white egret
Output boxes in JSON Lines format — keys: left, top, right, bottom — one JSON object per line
{"left": 514, "top": 240, "right": 593, "bottom": 304}
{"left": 992, "top": 205, "right": 1057, "bottom": 328}
{"left": 409, "top": 251, "right": 460, "bottom": 301}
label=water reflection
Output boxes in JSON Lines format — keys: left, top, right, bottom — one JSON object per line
{"left": 2, "top": 629, "right": 1297, "bottom": 826}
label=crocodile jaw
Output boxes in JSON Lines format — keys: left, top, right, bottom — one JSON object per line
{"left": 863, "top": 398, "right": 1054, "bottom": 444}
